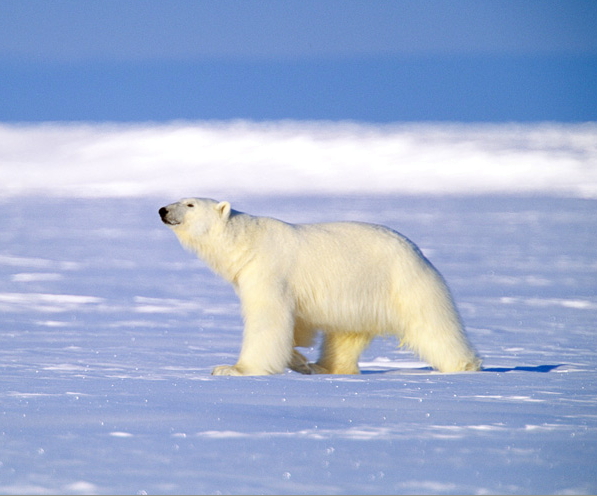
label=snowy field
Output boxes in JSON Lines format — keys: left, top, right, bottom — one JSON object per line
{"left": 1, "top": 122, "right": 596, "bottom": 495}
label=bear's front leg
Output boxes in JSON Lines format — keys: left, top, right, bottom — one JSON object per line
{"left": 211, "top": 283, "right": 295, "bottom": 376}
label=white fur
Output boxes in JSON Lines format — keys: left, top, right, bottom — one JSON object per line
{"left": 159, "top": 198, "right": 482, "bottom": 376}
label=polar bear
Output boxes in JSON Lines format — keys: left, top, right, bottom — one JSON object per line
{"left": 159, "top": 198, "right": 481, "bottom": 376}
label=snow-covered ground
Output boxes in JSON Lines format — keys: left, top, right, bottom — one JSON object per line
{"left": 1, "top": 122, "right": 596, "bottom": 495}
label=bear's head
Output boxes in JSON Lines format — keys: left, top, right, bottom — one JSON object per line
{"left": 159, "top": 198, "right": 231, "bottom": 239}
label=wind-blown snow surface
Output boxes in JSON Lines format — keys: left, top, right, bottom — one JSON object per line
{"left": 1, "top": 121, "right": 596, "bottom": 199}
{"left": 1, "top": 122, "right": 597, "bottom": 495}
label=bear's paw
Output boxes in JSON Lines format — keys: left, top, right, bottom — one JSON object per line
{"left": 211, "top": 365, "right": 244, "bottom": 376}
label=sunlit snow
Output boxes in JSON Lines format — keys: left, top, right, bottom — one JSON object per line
{"left": 1, "top": 121, "right": 596, "bottom": 198}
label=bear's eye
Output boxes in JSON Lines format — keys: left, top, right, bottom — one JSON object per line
{"left": 186, "top": 203, "right": 194, "bottom": 208}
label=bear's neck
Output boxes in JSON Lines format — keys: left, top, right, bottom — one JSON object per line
{"left": 187, "top": 216, "right": 254, "bottom": 286}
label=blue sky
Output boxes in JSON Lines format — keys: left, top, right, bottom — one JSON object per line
{"left": 1, "top": 0, "right": 596, "bottom": 122}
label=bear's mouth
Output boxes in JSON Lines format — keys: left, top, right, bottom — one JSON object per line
{"left": 160, "top": 216, "right": 181, "bottom": 226}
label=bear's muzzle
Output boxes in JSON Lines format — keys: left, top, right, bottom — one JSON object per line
{"left": 159, "top": 206, "right": 179, "bottom": 225}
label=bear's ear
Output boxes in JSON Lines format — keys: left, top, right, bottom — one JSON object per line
{"left": 216, "top": 201, "right": 231, "bottom": 221}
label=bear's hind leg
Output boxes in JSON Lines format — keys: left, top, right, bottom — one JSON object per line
{"left": 392, "top": 270, "right": 482, "bottom": 373}
{"left": 399, "top": 311, "right": 482, "bottom": 373}
{"left": 316, "top": 332, "right": 373, "bottom": 374}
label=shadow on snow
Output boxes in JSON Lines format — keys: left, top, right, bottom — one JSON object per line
{"left": 361, "top": 364, "right": 565, "bottom": 375}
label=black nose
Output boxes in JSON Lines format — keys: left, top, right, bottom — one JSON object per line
{"left": 159, "top": 207, "right": 168, "bottom": 220}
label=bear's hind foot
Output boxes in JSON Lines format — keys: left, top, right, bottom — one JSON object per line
{"left": 288, "top": 350, "right": 312, "bottom": 374}
{"left": 434, "top": 357, "right": 483, "bottom": 373}
{"left": 292, "top": 362, "right": 329, "bottom": 375}
{"left": 289, "top": 349, "right": 329, "bottom": 375}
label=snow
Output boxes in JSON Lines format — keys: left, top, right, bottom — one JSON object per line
{"left": 1, "top": 121, "right": 596, "bottom": 495}
{"left": 1, "top": 121, "right": 596, "bottom": 199}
